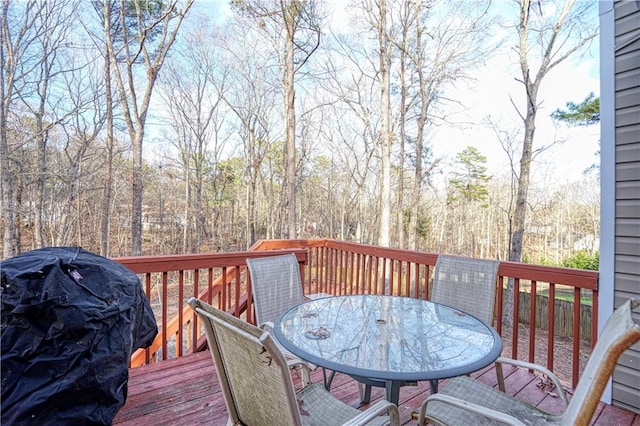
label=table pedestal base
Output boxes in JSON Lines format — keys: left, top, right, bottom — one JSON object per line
{"left": 350, "top": 375, "right": 430, "bottom": 405}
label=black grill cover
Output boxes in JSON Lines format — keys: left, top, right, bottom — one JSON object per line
{"left": 1, "top": 247, "right": 158, "bottom": 425}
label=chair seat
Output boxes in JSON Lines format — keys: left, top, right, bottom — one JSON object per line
{"left": 424, "top": 376, "right": 558, "bottom": 425}
{"left": 297, "top": 383, "right": 390, "bottom": 426}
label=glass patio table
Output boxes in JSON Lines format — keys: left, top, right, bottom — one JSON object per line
{"left": 274, "top": 294, "right": 502, "bottom": 405}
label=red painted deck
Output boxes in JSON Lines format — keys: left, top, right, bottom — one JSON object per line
{"left": 113, "top": 351, "right": 639, "bottom": 425}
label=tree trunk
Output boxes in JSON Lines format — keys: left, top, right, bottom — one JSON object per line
{"left": 100, "top": 0, "right": 114, "bottom": 257}
{"left": 0, "top": 0, "right": 14, "bottom": 257}
{"left": 397, "top": 14, "right": 407, "bottom": 250}
{"left": 378, "top": 0, "right": 391, "bottom": 249}
{"left": 285, "top": 24, "right": 297, "bottom": 239}
{"left": 34, "top": 55, "right": 51, "bottom": 248}
{"left": 509, "top": 111, "right": 536, "bottom": 265}
{"left": 183, "top": 169, "right": 190, "bottom": 253}
{"left": 0, "top": 103, "right": 15, "bottom": 256}
{"left": 131, "top": 129, "right": 144, "bottom": 256}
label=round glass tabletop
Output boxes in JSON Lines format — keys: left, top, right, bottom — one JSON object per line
{"left": 275, "top": 294, "right": 502, "bottom": 383}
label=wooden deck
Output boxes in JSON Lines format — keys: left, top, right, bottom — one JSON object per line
{"left": 113, "top": 351, "right": 639, "bottom": 425}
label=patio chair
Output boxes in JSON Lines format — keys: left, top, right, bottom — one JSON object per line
{"left": 246, "top": 254, "right": 307, "bottom": 330}
{"left": 431, "top": 254, "right": 500, "bottom": 325}
{"left": 246, "top": 253, "right": 330, "bottom": 386}
{"left": 187, "top": 297, "right": 400, "bottom": 426}
{"left": 416, "top": 298, "right": 640, "bottom": 425}
{"left": 247, "top": 254, "right": 330, "bottom": 330}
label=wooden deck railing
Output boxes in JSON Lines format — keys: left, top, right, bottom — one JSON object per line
{"left": 115, "top": 248, "right": 307, "bottom": 366}
{"left": 115, "top": 239, "right": 598, "bottom": 388}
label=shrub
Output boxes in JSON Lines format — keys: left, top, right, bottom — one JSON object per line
{"left": 562, "top": 251, "right": 599, "bottom": 270}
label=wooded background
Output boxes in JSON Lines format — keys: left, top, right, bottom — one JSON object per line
{"left": 1, "top": 0, "right": 600, "bottom": 266}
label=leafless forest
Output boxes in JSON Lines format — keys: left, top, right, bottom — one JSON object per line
{"left": 1, "top": 0, "right": 599, "bottom": 264}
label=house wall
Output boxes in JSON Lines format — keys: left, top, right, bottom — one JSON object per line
{"left": 611, "top": 0, "right": 640, "bottom": 413}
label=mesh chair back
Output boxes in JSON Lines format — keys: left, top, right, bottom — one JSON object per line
{"left": 188, "top": 298, "right": 302, "bottom": 426}
{"left": 561, "top": 299, "right": 640, "bottom": 425}
{"left": 247, "top": 254, "right": 305, "bottom": 326}
{"left": 431, "top": 255, "right": 500, "bottom": 324}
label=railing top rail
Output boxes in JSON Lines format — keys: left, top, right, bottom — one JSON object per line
{"left": 498, "top": 260, "right": 598, "bottom": 289}
{"left": 254, "top": 238, "right": 440, "bottom": 263}
{"left": 252, "top": 239, "right": 598, "bottom": 290}
{"left": 114, "top": 249, "right": 307, "bottom": 273}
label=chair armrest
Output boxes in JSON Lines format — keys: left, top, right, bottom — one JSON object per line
{"left": 262, "top": 320, "right": 317, "bottom": 386}
{"left": 495, "top": 356, "right": 569, "bottom": 407}
{"left": 343, "top": 400, "right": 400, "bottom": 425}
{"left": 258, "top": 321, "right": 275, "bottom": 332}
{"left": 418, "top": 393, "right": 526, "bottom": 426}
{"left": 287, "top": 359, "right": 312, "bottom": 387}
{"left": 287, "top": 358, "right": 311, "bottom": 372}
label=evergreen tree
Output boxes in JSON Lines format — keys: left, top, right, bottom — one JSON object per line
{"left": 551, "top": 92, "right": 599, "bottom": 126}
{"left": 448, "top": 146, "right": 491, "bottom": 208}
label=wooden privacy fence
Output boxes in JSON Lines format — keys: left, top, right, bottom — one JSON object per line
{"left": 516, "top": 291, "right": 592, "bottom": 341}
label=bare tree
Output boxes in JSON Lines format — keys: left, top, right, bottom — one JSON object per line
{"left": 326, "top": 102, "right": 377, "bottom": 242}
{"left": 101, "top": 0, "right": 193, "bottom": 255}
{"left": 212, "top": 16, "right": 282, "bottom": 246}
{"left": 1, "top": 0, "right": 97, "bottom": 255}
{"left": 504, "top": 0, "right": 597, "bottom": 323}
{"left": 53, "top": 50, "right": 107, "bottom": 248}
{"left": 1, "top": 0, "right": 48, "bottom": 256}
{"left": 232, "top": 0, "right": 321, "bottom": 239}
{"left": 356, "top": 0, "right": 394, "bottom": 248}
{"left": 350, "top": 0, "right": 493, "bottom": 249}
{"left": 391, "top": 0, "right": 414, "bottom": 249}
{"left": 403, "top": 0, "right": 492, "bottom": 250}
{"left": 92, "top": 0, "right": 118, "bottom": 256}
{"left": 158, "top": 17, "right": 227, "bottom": 254}
{"left": 377, "top": 0, "right": 394, "bottom": 248}
{"left": 317, "top": 33, "right": 381, "bottom": 243}
{"left": 22, "top": 1, "right": 80, "bottom": 248}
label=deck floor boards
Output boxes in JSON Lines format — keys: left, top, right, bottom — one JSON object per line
{"left": 113, "top": 351, "right": 639, "bottom": 425}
